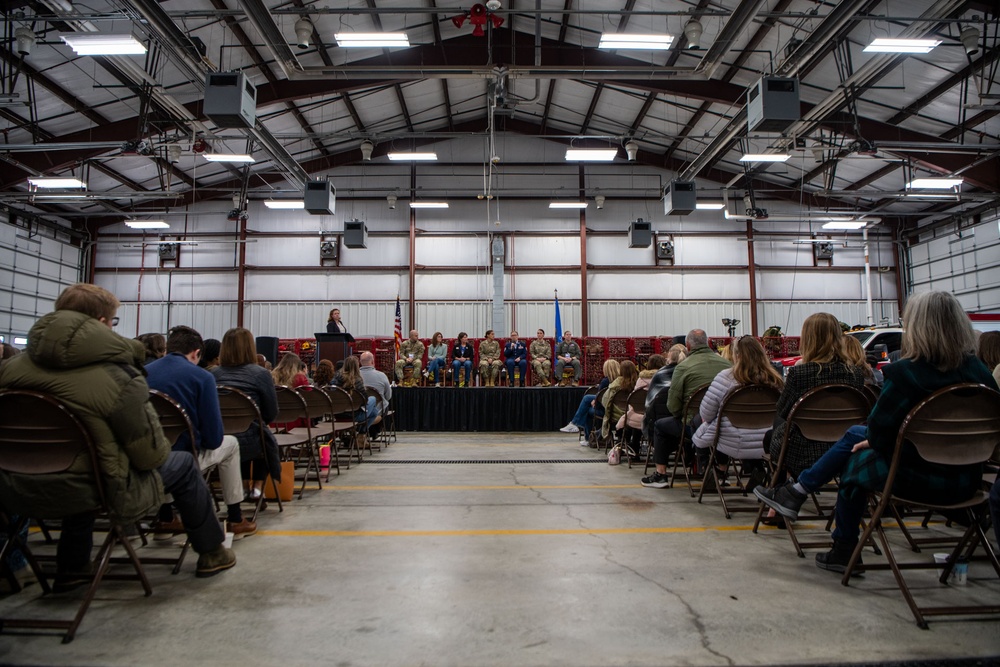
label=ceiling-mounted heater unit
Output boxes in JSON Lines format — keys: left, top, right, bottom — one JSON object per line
{"left": 203, "top": 72, "right": 257, "bottom": 128}
{"left": 747, "top": 76, "right": 800, "bottom": 132}
{"left": 304, "top": 179, "right": 336, "bottom": 215}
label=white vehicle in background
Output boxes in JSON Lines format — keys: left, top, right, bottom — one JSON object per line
{"left": 774, "top": 326, "right": 904, "bottom": 373}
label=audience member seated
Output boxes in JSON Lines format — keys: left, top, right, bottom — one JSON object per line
{"left": 765, "top": 313, "right": 866, "bottom": 481}
{"left": 560, "top": 359, "right": 619, "bottom": 442}
{"left": 478, "top": 330, "right": 502, "bottom": 386}
{"left": 0, "top": 283, "right": 234, "bottom": 583}
{"left": 333, "top": 356, "right": 380, "bottom": 440}
{"left": 865, "top": 353, "right": 884, "bottom": 387}
{"left": 642, "top": 329, "right": 731, "bottom": 489}
{"left": 136, "top": 332, "right": 166, "bottom": 366}
{"left": 555, "top": 331, "right": 583, "bottom": 385}
{"left": 977, "top": 330, "right": 1000, "bottom": 385}
{"left": 272, "top": 352, "right": 310, "bottom": 389}
{"left": 617, "top": 354, "right": 666, "bottom": 451}
{"left": 395, "top": 329, "right": 425, "bottom": 386}
{"left": 313, "top": 359, "right": 335, "bottom": 387}
{"left": 842, "top": 335, "right": 877, "bottom": 386}
{"left": 755, "top": 291, "right": 999, "bottom": 573}
{"left": 692, "top": 337, "right": 782, "bottom": 480}
{"left": 0, "top": 342, "right": 20, "bottom": 368}
{"left": 504, "top": 330, "right": 528, "bottom": 387}
{"left": 642, "top": 344, "right": 687, "bottom": 438}
{"left": 198, "top": 338, "right": 221, "bottom": 371}
{"left": 211, "top": 327, "right": 281, "bottom": 503}
{"left": 426, "top": 332, "right": 448, "bottom": 386}
{"left": 530, "top": 329, "right": 553, "bottom": 386}
{"left": 451, "top": 333, "right": 474, "bottom": 387}
{"left": 360, "top": 351, "right": 392, "bottom": 429}
{"left": 146, "top": 325, "right": 256, "bottom": 538}
{"left": 601, "top": 360, "right": 639, "bottom": 450}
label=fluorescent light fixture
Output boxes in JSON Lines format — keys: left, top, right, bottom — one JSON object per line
{"left": 125, "top": 220, "right": 169, "bottom": 229}
{"left": 203, "top": 153, "right": 255, "bottom": 163}
{"left": 263, "top": 200, "right": 305, "bottom": 209}
{"left": 822, "top": 220, "right": 868, "bottom": 230}
{"left": 599, "top": 33, "right": 674, "bottom": 50}
{"left": 549, "top": 202, "right": 588, "bottom": 209}
{"left": 739, "top": 153, "right": 790, "bottom": 162}
{"left": 565, "top": 149, "right": 618, "bottom": 161}
{"left": 904, "top": 193, "right": 958, "bottom": 199}
{"left": 335, "top": 33, "right": 410, "bottom": 48}
{"left": 13, "top": 337, "right": 27, "bottom": 346}
{"left": 409, "top": 202, "right": 449, "bottom": 209}
{"left": 907, "top": 178, "right": 964, "bottom": 189}
{"left": 60, "top": 34, "right": 147, "bottom": 55}
{"left": 863, "top": 38, "right": 941, "bottom": 54}
{"left": 387, "top": 152, "right": 437, "bottom": 161}
{"left": 695, "top": 201, "right": 726, "bottom": 210}
{"left": 27, "top": 176, "right": 86, "bottom": 188}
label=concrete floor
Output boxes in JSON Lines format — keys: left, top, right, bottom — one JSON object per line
{"left": 1, "top": 432, "right": 998, "bottom": 666}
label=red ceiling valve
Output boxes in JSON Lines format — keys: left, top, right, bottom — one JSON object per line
{"left": 452, "top": 4, "right": 503, "bottom": 37}
{"left": 192, "top": 137, "right": 209, "bottom": 153}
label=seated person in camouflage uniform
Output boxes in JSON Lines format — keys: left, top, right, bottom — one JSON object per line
{"left": 394, "top": 330, "right": 425, "bottom": 385}
{"left": 555, "top": 331, "right": 583, "bottom": 385}
{"left": 478, "top": 330, "right": 503, "bottom": 387}
{"left": 530, "top": 329, "right": 552, "bottom": 386}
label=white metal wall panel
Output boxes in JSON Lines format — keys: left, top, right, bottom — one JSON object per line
{"left": 244, "top": 271, "right": 405, "bottom": 301}
{"left": 585, "top": 237, "right": 654, "bottom": 266}
{"left": 757, "top": 271, "right": 867, "bottom": 300}
{"left": 759, "top": 300, "right": 901, "bottom": 335}
{"left": 673, "top": 236, "right": 746, "bottom": 266}
{"left": 587, "top": 271, "right": 750, "bottom": 300}
{"left": 95, "top": 271, "right": 238, "bottom": 302}
{"left": 509, "top": 236, "right": 581, "bottom": 266}
{"left": 114, "top": 302, "right": 241, "bottom": 339}
{"left": 587, "top": 301, "right": 753, "bottom": 337}
{"left": 339, "top": 237, "right": 411, "bottom": 268}
{"left": 415, "top": 301, "right": 492, "bottom": 338}
{"left": 413, "top": 272, "right": 494, "bottom": 300}
{"left": 509, "top": 272, "right": 583, "bottom": 300}
{"left": 415, "top": 235, "right": 488, "bottom": 267}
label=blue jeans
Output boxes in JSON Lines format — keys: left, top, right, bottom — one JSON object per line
{"left": 796, "top": 424, "right": 868, "bottom": 491}
{"left": 505, "top": 358, "right": 527, "bottom": 385}
{"left": 571, "top": 395, "right": 595, "bottom": 437}
{"left": 452, "top": 360, "right": 472, "bottom": 386}
{"left": 57, "top": 451, "right": 224, "bottom": 572}
{"left": 427, "top": 357, "right": 446, "bottom": 383}
{"left": 365, "top": 395, "right": 378, "bottom": 429}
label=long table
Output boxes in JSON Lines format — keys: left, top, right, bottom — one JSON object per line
{"left": 391, "top": 386, "right": 590, "bottom": 432}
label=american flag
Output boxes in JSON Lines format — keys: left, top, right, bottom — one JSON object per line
{"left": 393, "top": 295, "right": 402, "bottom": 357}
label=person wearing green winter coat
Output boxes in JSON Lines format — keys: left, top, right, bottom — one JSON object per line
{"left": 0, "top": 283, "right": 235, "bottom": 582}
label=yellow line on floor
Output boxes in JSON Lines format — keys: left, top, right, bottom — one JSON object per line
{"left": 258, "top": 525, "right": 755, "bottom": 537}
{"left": 321, "top": 484, "right": 638, "bottom": 491}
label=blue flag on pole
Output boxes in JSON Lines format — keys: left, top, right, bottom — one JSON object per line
{"left": 554, "top": 294, "right": 562, "bottom": 343}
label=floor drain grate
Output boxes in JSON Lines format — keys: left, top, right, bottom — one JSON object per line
{"left": 360, "top": 458, "right": 608, "bottom": 464}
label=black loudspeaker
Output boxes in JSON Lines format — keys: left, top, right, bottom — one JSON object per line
{"left": 255, "top": 336, "right": 279, "bottom": 366}
{"left": 672, "top": 334, "right": 687, "bottom": 346}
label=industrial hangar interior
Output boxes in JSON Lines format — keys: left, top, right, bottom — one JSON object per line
{"left": 1, "top": 0, "right": 999, "bottom": 665}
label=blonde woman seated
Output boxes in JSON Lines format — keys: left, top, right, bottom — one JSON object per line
{"left": 601, "top": 360, "right": 639, "bottom": 449}
{"left": 842, "top": 335, "right": 877, "bottom": 386}
{"left": 560, "top": 359, "right": 620, "bottom": 441}
{"left": 692, "top": 336, "right": 783, "bottom": 479}
{"left": 616, "top": 354, "right": 666, "bottom": 454}
{"left": 332, "top": 356, "right": 379, "bottom": 436}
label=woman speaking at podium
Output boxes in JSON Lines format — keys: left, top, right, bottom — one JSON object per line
{"left": 326, "top": 308, "right": 347, "bottom": 334}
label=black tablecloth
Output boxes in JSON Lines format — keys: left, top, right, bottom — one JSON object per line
{"left": 392, "top": 386, "right": 590, "bottom": 432}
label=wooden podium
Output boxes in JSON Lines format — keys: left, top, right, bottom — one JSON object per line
{"left": 314, "top": 333, "right": 354, "bottom": 366}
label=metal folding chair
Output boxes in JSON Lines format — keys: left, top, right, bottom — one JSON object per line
{"left": 840, "top": 383, "right": 1000, "bottom": 628}
{"left": 0, "top": 390, "right": 153, "bottom": 643}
